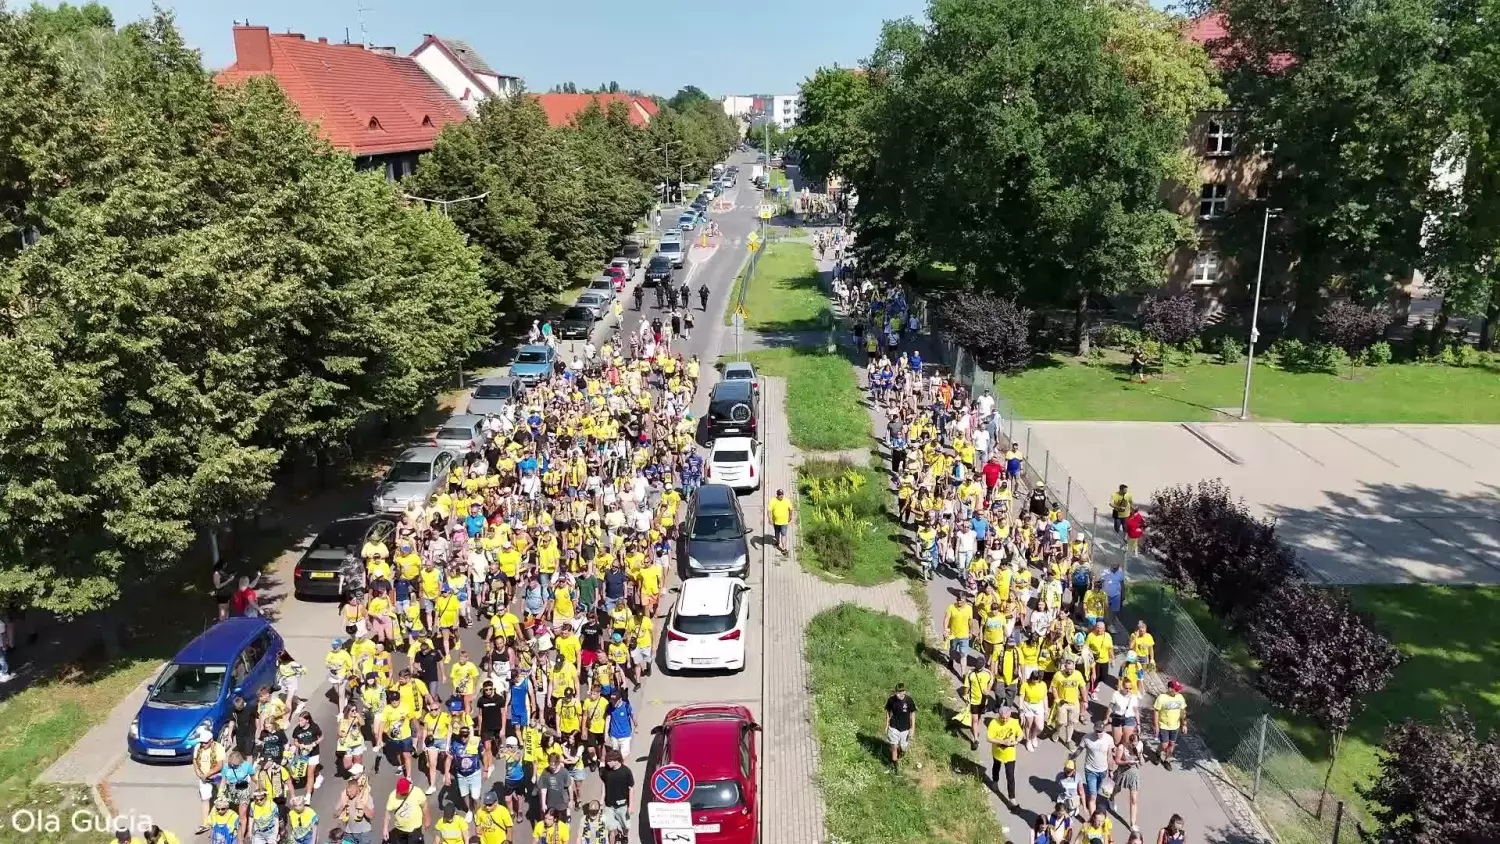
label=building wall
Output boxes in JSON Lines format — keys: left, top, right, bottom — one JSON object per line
{"left": 412, "top": 44, "right": 487, "bottom": 113}
{"left": 771, "top": 95, "right": 799, "bottom": 128}
{"left": 722, "top": 95, "right": 755, "bottom": 118}
{"left": 1163, "top": 110, "right": 1270, "bottom": 296}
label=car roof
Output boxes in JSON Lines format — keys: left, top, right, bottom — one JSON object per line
{"left": 314, "top": 514, "right": 394, "bottom": 548}
{"left": 677, "top": 577, "right": 739, "bottom": 616}
{"left": 723, "top": 362, "right": 755, "bottom": 375}
{"left": 518, "top": 344, "right": 551, "bottom": 353}
{"left": 476, "top": 375, "right": 517, "bottom": 386}
{"left": 172, "top": 617, "right": 274, "bottom": 665}
{"left": 579, "top": 292, "right": 607, "bottom": 300}
{"left": 396, "top": 446, "right": 447, "bottom": 462}
{"left": 695, "top": 483, "right": 737, "bottom": 509}
{"left": 441, "top": 414, "right": 483, "bottom": 428}
{"left": 663, "top": 705, "right": 754, "bottom": 779}
{"left": 711, "top": 437, "right": 755, "bottom": 451}
{"left": 589, "top": 276, "right": 614, "bottom": 283}
{"left": 712, "top": 380, "right": 754, "bottom": 399}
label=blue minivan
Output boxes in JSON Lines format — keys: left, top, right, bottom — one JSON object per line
{"left": 128, "top": 617, "right": 284, "bottom": 762}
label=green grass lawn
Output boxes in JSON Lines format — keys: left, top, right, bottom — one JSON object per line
{"left": 807, "top": 605, "right": 1004, "bottom": 844}
{"left": 797, "top": 459, "right": 905, "bottom": 585}
{"left": 1001, "top": 353, "right": 1500, "bottom": 423}
{"left": 738, "top": 241, "right": 829, "bottom": 332}
{"left": 769, "top": 168, "right": 790, "bottom": 192}
{"left": 732, "top": 347, "right": 870, "bottom": 451}
{"left": 1125, "top": 582, "right": 1500, "bottom": 839}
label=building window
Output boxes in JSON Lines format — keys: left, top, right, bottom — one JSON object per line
{"left": 1205, "top": 120, "right": 1234, "bottom": 156}
{"left": 1191, "top": 250, "right": 1221, "bottom": 286}
{"left": 1199, "top": 183, "right": 1228, "bottom": 219}
{"left": 1253, "top": 182, "right": 1270, "bottom": 201}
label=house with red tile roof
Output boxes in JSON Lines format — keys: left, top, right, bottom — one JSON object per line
{"left": 410, "top": 34, "right": 522, "bottom": 114}
{"left": 532, "top": 93, "right": 656, "bottom": 128}
{"left": 217, "top": 26, "right": 469, "bottom": 180}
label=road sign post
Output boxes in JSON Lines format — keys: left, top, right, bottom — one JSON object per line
{"left": 651, "top": 764, "right": 695, "bottom": 804}
{"left": 731, "top": 310, "right": 745, "bottom": 358}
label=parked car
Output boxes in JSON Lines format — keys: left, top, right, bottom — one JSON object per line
{"left": 616, "top": 240, "right": 644, "bottom": 270}
{"left": 431, "top": 413, "right": 485, "bottom": 454}
{"left": 508, "top": 344, "right": 555, "bottom": 384}
{"left": 658, "top": 239, "right": 686, "bottom": 268}
{"left": 706, "top": 437, "right": 761, "bottom": 492}
{"left": 587, "top": 276, "right": 618, "bottom": 299}
{"left": 293, "top": 514, "right": 399, "bottom": 599}
{"left": 650, "top": 705, "right": 760, "bottom": 844}
{"left": 465, "top": 375, "right": 523, "bottom": 416}
{"left": 706, "top": 379, "right": 757, "bottom": 438}
{"left": 603, "top": 265, "right": 629, "bottom": 289}
{"left": 644, "top": 254, "right": 674, "bottom": 287}
{"left": 678, "top": 213, "right": 698, "bottom": 232}
{"left": 128, "top": 618, "right": 284, "bottom": 762}
{"left": 558, "top": 305, "right": 596, "bottom": 338}
{"left": 576, "top": 291, "right": 611, "bottom": 320}
{"left": 664, "top": 577, "right": 750, "bottom": 672}
{"left": 680, "top": 483, "right": 751, "bottom": 579}
{"left": 720, "top": 361, "right": 759, "bottom": 396}
{"left": 371, "top": 446, "right": 459, "bottom": 513}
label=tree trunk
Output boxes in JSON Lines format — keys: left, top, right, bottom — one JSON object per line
{"left": 1428, "top": 298, "right": 1453, "bottom": 357}
{"left": 1073, "top": 292, "right": 1090, "bottom": 356}
{"left": 1315, "top": 730, "right": 1343, "bottom": 820}
{"left": 1479, "top": 284, "right": 1500, "bottom": 351}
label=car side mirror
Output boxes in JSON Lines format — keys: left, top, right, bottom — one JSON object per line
{"left": 651, "top": 725, "right": 664, "bottom": 735}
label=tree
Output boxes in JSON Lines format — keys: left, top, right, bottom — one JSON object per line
{"left": 1139, "top": 294, "right": 1206, "bottom": 347}
{"left": 1363, "top": 710, "right": 1500, "bottom": 844}
{"left": 933, "top": 289, "right": 1034, "bottom": 374}
{"left": 793, "top": 66, "right": 871, "bottom": 184}
{"left": 1316, "top": 300, "right": 1387, "bottom": 361}
{"left": 668, "top": 84, "right": 710, "bottom": 111}
{"left": 1245, "top": 581, "right": 1402, "bottom": 818}
{"left": 837, "top": 0, "right": 1220, "bottom": 353}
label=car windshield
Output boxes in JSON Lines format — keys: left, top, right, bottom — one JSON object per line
{"left": 589, "top": 280, "right": 612, "bottom": 289}
{"left": 650, "top": 257, "right": 670, "bottom": 269}
{"left": 678, "top": 215, "right": 693, "bottom": 222}
{"left": 692, "top": 512, "right": 742, "bottom": 541}
{"left": 387, "top": 460, "right": 433, "bottom": 483}
{"left": 473, "top": 383, "right": 512, "bottom": 399}
{"left": 713, "top": 450, "right": 750, "bottom": 463}
{"left": 436, "top": 426, "right": 473, "bottom": 442}
{"left": 725, "top": 370, "right": 751, "bottom": 380}
{"left": 676, "top": 610, "right": 736, "bottom": 635}
{"left": 150, "top": 663, "right": 227, "bottom": 706}
{"left": 691, "top": 780, "right": 743, "bottom": 811}
{"left": 564, "top": 307, "right": 593, "bottom": 320}
{"left": 517, "top": 351, "right": 547, "bottom": 364}
{"left": 660, "top": 242, "right": 681, "bottom": 251}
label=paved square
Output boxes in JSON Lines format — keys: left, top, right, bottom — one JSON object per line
{"left": 1020, "top": 420, "right": 1500, "bottom": 584}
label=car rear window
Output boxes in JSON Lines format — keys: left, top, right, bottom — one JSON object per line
{"left": 713, "top": 450, "right": 749, "bottom": 463}
{"left": 564, "top": 307, "right": 593, "bottom": 320}
{"left": 437, "top": 426, "right": 474, "bottom": 442}
{"left": 675, "top": 611, "right": 736, "bottom": 635}
{"left": 517, "top": 351, "right": 547, "bottom": 363}
{"left": 691, "top": 781, "right": 742, "bottom": 810}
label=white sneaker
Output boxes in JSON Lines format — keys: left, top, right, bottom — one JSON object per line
{"left": 314, "top": 774, "right": 324, "bottom": 790}
{"left": 0, "top": 674, "right": 11, "bottom": 683}
{"left": 425, "top": 784, "right": 437, "bottom": 795}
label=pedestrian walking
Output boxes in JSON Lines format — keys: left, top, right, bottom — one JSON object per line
{"left": 884, "top": 683, "right": 917, "bottom": 769}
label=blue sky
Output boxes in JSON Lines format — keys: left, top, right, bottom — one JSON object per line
{"left": 84, "top": 0, "right": 930, "bottom": 96}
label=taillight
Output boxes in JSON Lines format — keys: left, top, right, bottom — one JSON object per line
{"left": 294, "top": 567, "right": 303, "bottom": 579}
{"left": 705, "top": 464, "right": 711, "bottom": 477}
{"left": 749, "top": 464, "right": 755, "bottom": 478}
{"left": 667, "top": 630, "right": 688, "bottom": 641}
{"left": 719, "top": 630, "right": 741, "bottom": 641}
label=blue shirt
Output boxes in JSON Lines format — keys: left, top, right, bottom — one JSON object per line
{"left": 465, "top": 513, "right": 485, "bottom": 538}
{"left": 971, "top": 517, "right": 989, "bottom": 540}
{"left": 607, "top": 700, "right": 634, "bottom": 739}
{"left": 1053, "top": 519, "right": 1071, "bottom": 544}
{"left": 509, "top": 679, "right": 531, "bottom": 724}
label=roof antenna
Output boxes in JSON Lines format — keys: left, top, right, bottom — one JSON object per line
{"left": 355, "top": 0, "right": 372, "bottom": 48}
{"left": 344, "top": 26, "right": 351, "bottom": 44}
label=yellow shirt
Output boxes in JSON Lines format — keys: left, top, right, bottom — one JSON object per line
{"left": 533, "top": 821, "right": 570, "bottom": 844}
{"left": 450, "top": 661, "right": 480, "bottom": 695}
{"left": 434, "top": 816, "right": 469, "bottom": 844}
{"left": 556, "top": 698, "right": 582, "bottom": 733}
{"left": 386, "top": 791, "right": 425, "bottom": 832}
{"left": 381, "top": 704, "right": 413, "bottom": 741}
{"left": 1130, "top": 632, "right": 1156, "bottom": 661}
{"left": 1051, "top": 669, "right": 1086, "bottom": 707}
{"left": 1019, "top": 678, "right": 1047, "bottom": 705}
{"left": 964, "top": 670, "right": 992, "bottom": 705}
{"left": 769, "top": 498, "right": 792, "bottom": 526}
{"left": 944, "top": 603, "right": 974, "bottom": 640}
{"left": 1154, "top": 693, "right": 1187, "bottom": 731}
{"left": 474, "top": 806, "right": 514, "bottom": 844}
{"left": 1085, "top": 631, "right": 1113, "bottom": 665}
{"left": 987, "top": 716, "right": 1021, "bottom": 762}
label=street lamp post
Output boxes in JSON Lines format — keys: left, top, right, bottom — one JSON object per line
{"left": 1239, "top": 206, "right": 1282, "bottom": 420}
{"left": 652, "top": 141, "right": 681, "bottom": 205}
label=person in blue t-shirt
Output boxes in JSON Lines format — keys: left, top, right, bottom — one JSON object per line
{"left": 605, "top": 690, "right": 636, "bottom": 761}
{"left": 509, "top": 673, "right": 531, "bottom": 727}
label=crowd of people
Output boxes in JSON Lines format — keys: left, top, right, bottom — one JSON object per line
{"left": 189, "top": 312, "right": 709, "bottom": 844}
{"left": 832, "top": 267, "right": 1191, "bottom": 844}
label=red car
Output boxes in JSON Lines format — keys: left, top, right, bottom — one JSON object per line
{"left": 604, "top": 265, "right": 628, "bottom": 289}
{"left": 652, "top": 704, "right": 760, "bottom": 844}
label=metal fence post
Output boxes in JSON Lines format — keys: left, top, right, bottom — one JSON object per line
{"left": 1199, "top": 652, "right": 1212, "bottom": 694}
{"left": 1025, "top": 428, "right": 1032, "bottom": 462}
{"left": 1331, "top": 801, "right": 1345, "bottom": 844}
{"left": 1252, "top": 713, "right": 1268, "bottom": 801}
{"left": 1066, "top": 477, "right": 1073, "bottom": 516}
{"left": 1044, "top": 450, "right": 1050, "bottom": 488}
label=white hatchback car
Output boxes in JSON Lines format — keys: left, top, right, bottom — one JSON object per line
{"left": 705, "top": 437, "right": 761, "bottom": 491}
{"left": 664, "top": 577, "right": 750, "bottom": 672}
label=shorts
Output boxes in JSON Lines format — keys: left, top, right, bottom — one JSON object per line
{"left": 581, "top": 651, "right": 598, "bottom": 667}
{"left": 631, "top": 647, "right": 651, "bottom": 665}
{"left": 604, "top": 805, "right": 629, "bottom": 832}
{"left": 342, "top": 744, "right": 365, "bottom": 759}
{"left": 947, "top": 637, "right": 970, "bottom": 661}
{"left": 456, "top": 771, "right": 482, "bottom": 800}
{"left": 388, "top": 737, "right": 414, "bottom": 755}
{"left": 568, "top": 768, "right": 589, "bottom": 782}
{"left": 1117, "top": 766, "right": 1141, "bottom": 791}
{"left": 1110, "top": 714, "right": 1137, "bottom": 728}
{"left": 199, "top": 779, "right": 217, "bottom": 801}
{"left": 1084, "top": 769, "right": 1108, "bottom": 795}
{"left": 280, "top": 679, "right": 299, "bottom": 700}
{"left": 607, "top": 735, "right": 632, "bottom": 759}
{"left": 420, "top": 598, "right": 435, "bottom": 613}
{"left": 887, "top": 727, "right": 911, "bottom": 749}
{"left": 773, "top": 523, "right": 788, "bottom": 542}
{"left": 1019, "top": 701, "right": 1046, "bottom": 721}
{"left": 1158, "top": 728, "right": 1179, "bottom": 743}
{"left": 303, "top": 754, "right": 320, "bottom": 769}
{"left": 969, "top": 703, "right": 985, "bottom": 716}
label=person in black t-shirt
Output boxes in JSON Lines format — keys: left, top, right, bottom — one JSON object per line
{"left": 475, "top": 680, "right": 507, "bottom": 764}
{"left": 883, "top": 683, "right": 917, "bottom": 768}
{"left": 290, "top": 710, "right": 324, "bottom": 793}
{"left": 579, "top": 613, "right": 604, "bottom": 690}
{"left": 600, "top": 751, "right": 635, "bottom": 839}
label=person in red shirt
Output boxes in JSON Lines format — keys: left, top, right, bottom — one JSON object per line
{"left": 1124, "top": 510, "right": 1146, "bottom": 556}
{"left": 230, "top": 573, "right": 262, "bottom": 618}
{"left": 982, "top": 455, "right": 1004, "bottom": 493}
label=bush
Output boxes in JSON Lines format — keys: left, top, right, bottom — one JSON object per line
{"left": 1364, "top": 709, "right": 1500, "bottom": 844}
{"left": 1144, "top": 480, "right": 1301, "bottom": 620}
{"left": 1095, "top": 323, "right": 1144, "bottom": 350}
{"left": 1139, "top": 294, "right": 1206, "bottom": 347}
{"left": 1313, "top": 342, "right": 1350, "bottom": 374}
{"left": 1270, "top": 337, "right": 1306, "bottom": 369}
{"left": 797, "top": 460, "right": 892, "bottom": 580}
{"left": 1317, "top": 300, "right": 1387, "bottom": 358}
{"left": 1084, "top": 346, "right": 1107, "bottom": 367}
{"left": 1363, "top": 341, "right": 1393, "bottom": 366}
{"left": 1216, "top": 335, "right": 1244, "bottom": 364}
{"left": 804, "top": 511, "right": 861, "bottom": 573}
{"left": 1456, "top": 343, "right": 1480, "bottom": 367}
{"left": 1439, "top": 344, "right": 1459, "bottom": 366}
{"left": 932, "top": 289, "right": 1034, "bottom": 374}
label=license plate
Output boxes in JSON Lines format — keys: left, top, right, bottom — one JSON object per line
{"left": 146, "top": 749, "right": 175, "bottom": 757}
{"left": 309, "top": 571, "right": 335, "bottom": 580}
{"left": 693, "top": 825, "right": 720, "bottom": 833}
{"left": 690, "top": 658, "right": 715, "bottom": 665}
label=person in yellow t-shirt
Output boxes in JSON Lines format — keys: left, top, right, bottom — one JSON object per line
{"left": 1084, "top": 621, "right": 1114, "bottom": 698}
{"left": 962, "top": 665, "right": 993, "bottom": 751}
{"left": 1129, "top": 620, "right": 1156, "bottom": 669}
{"left": 382, "top": 777, "right": 428, "bottom": 842}
{"left": 1153, "top": 679, "right": 1189, "bottom": 769}
{"left": 768, "top": 489, "right": 793, "bottom": 553}
{"left": 1049, "top": 659, "right": 1088, "bottom": 750}
{"left": 944, "top": 596, "right": 975, "bottom": 673}
{"left": 433, "top": 804, "right": 468, "bottom": 844}
{"left": 986, "top": 706, "right": 1022, "bottom": 802}
{"left": 473, "top": 794, "right": 513, "bottom": 844}
{"left": 449, "top": 650, "right": 480, "bottom": 710}
{"left": 532, "top": 812, "right": 569, "bottom": 844}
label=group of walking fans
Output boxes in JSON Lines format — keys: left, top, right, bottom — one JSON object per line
{"left": 187, "top": 323, "right": 708, "bottom": 844}
{"left": 837, "top": 275, "right": 1189, "bottom": 844}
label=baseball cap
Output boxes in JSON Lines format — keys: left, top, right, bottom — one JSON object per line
{"left": 1168, "top": 679, "right": 1184, "bottom": 692}
{"left": 484, "top": 792, "right": 500, "bottom": 805}
{"left": 395, "top": 777, "right": 412, "bottom": 796}
{"left": 505, "top": 736, "right": 519, "bottom": 747}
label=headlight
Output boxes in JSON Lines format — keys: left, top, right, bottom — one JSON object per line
{"left": 688, "top": 556, "right": 702, "bottom": 570}
{"left": 129, "top": 718, "right": 139, "bottom": 740}
{"left": 192, "top": 717, "right": 214, "bottom": 743}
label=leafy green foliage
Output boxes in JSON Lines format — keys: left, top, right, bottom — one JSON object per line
{"left": 793, "top": 66, "right": 871, "bottom": 185}
{"left": 1363, "top": 709, "right": 1500, "bottom": 844}
{"left": 0, "top": 9, "right": 491, "bottom": 614}
{"left": 1139, "top": 294, "right": 1206, "bottom": 347}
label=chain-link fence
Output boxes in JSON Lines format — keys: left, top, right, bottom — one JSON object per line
{"left": 1129, "top": 586, "right": 1379, "bottom": 844}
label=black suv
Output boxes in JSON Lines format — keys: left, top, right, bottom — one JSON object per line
{"left": 644, "top": 254, "right": 673, "bottom": 287}
{"left": 707, "top": 379, "right": 758, "bottom": 438}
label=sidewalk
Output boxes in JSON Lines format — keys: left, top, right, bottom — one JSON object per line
{"left": 813, "top": 247, "right": 1273, "bottom": 844}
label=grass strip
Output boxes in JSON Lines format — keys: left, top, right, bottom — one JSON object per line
{"left": 796, "top": 459, "right": 906, "bottom": 585}
{"left": 734, "top": 347, "right": 870, "bottom": 451}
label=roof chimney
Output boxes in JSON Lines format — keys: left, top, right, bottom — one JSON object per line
{"left": 317, "top": 37, "right": 328, "bottom": 44}
{"left": 232, "top": 25, "right": 273, "bottom": 72}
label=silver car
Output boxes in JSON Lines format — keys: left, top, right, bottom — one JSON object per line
{"left": 586, "top": 277, "right": 617, "bottom": 302}
{"left": 370, "top": 446, "right": 458, "bottom": 513}
{"left": 432, "top": 413, "right": 485, "bottom": 454}
{"left": 466, "top": 375, "right": 522, "bottom": 416}
{"left": 577, "top": 291, "right": 610, "bottom": 319}
{"left": 658, "top": 239, "right": 685, "bottom": 268}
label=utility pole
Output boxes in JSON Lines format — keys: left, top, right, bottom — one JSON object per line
{"left": 1239, "top": 206, "right": 1282, "bottom": 420}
